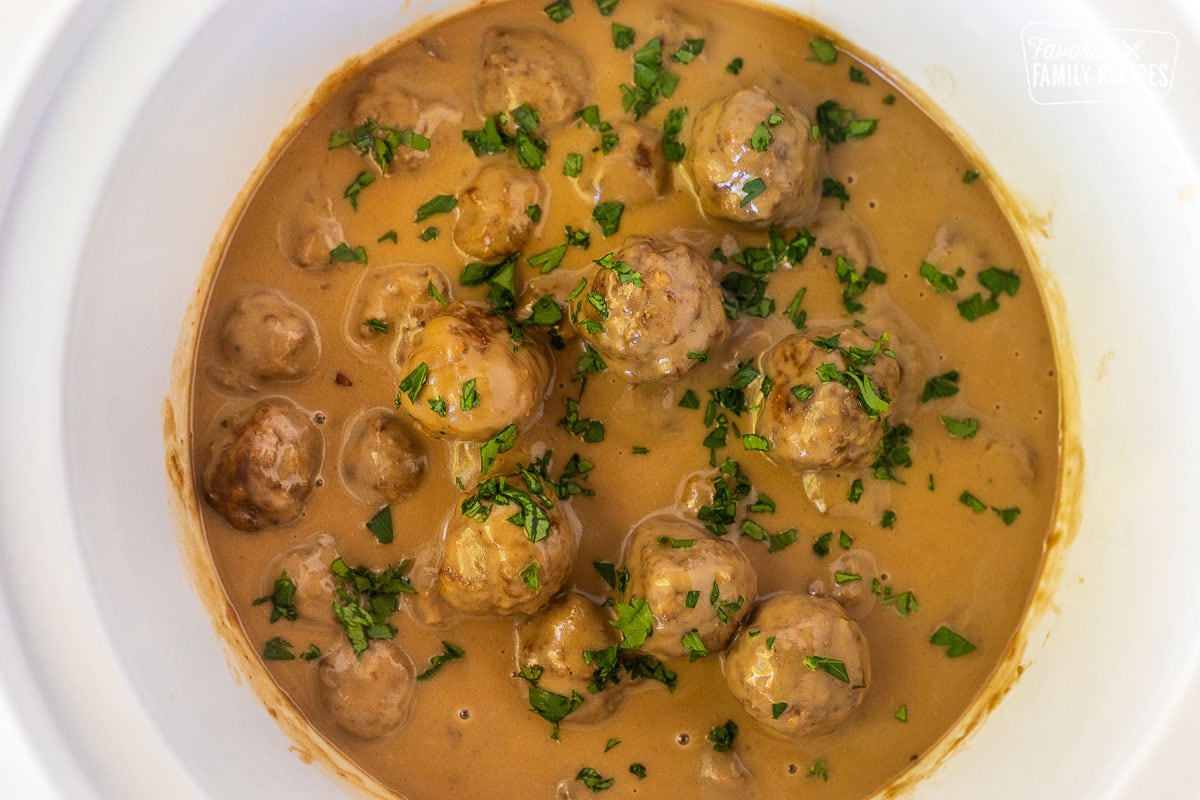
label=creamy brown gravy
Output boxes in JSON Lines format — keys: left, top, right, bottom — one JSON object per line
{"left": 184, "top": 1, "right": 1061, "bottom": 798}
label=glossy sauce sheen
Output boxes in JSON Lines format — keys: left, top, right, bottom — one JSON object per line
{"left": 189, "top": 1, "right": 1061, "bottom": 798}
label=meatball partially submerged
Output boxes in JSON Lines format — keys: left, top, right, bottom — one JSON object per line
{"left": 438, "top": 483, "right": 577, "bottom": 616}
{"left": 212, "top": 289, "right": 319, "bottom": 390}
{"left": 621, "top": 516, "right": 757, "bottom": 661}
{"left": 345, "top": 263, "right": 451, "bottom": 359}
{"left": 454, "top": 160, "right": 545, "bottom": 260}
{"left": 516, "top": 592, "right": 625, "bottom": 724}
{"left": 317, "top": 639, "right": 416, "bottom": 740}
{"left": 475, "top": 28, "right": 593, "bottom": 129}
{"left": 723, "top": 593, "right": 870, "bottom": 737}
{"left": 339, "top": 408, "right": 426, "bottom": 505}
{"left": 689, "top": 87, "right": 824, "bottom": 228}
{"left": 574, "top": 236, "right": 729, "bottom": 384}
{"left": 578, "top": 122, "right": 671, "bottom": 206}
{"left": 203, "top": 398, "right": 323, "bottom": 531}
{"left": 396, "top": 302, "right": 552, "bottom": 442}
{"left": 755, "top": 327, "right": 901, "bottom": 472}
{"left": 262, "top": 532, "right": 339, "bottom": 625}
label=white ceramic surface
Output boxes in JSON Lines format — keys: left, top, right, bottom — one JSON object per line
{"left": 0, "top": 1, "right": 1197, "bottom": 798}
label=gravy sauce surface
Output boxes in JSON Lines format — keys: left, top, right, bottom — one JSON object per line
{"left": 185, "top": 1, "right": 1062, "bottom": 798}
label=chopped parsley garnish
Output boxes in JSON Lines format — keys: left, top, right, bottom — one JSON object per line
{"left": 460, "top": 252, "right": 520, "bottom": 313}
{"left": 429, "top": 396, "right": 448, "bottom": 417}
{"left": 416, "top": 641, "right": 465, "bottom": 681}
{"left": 330, "top": 243, "right": 367, "bottom": 264}
{"left": 610, "top": 597, "right": 653, "bottom": 649}
{"left": 525, "top": 681, "right": 584, "bottom": 739}
{"left": 739, "top": 177, "right": 767, "bottom": 207}
{"left": 685, "top": 590, "right": 700, "bottom": 608}
{"left": 629, "top": 763, "right": 646, "bottom": 779}
{"left": 621, "top": 37, "right": 679, "bottom": 120}
{"left": 813, "top": 99, "right": 878, "bottom": 144}
{"left": 366, "top": 505, "right": 394, "bottom": 544}
{"left": 809, "top": 37, "right": 838, "bottom": 64}
{"left": 330, "top": 557, "right": 416, "bottom": 656}
{"left": 595, "top": 0, "right": 619, "bottom": 15}
{"left": 963, "top": 169, "right": 982, "bottom": 183}
{"left": 739, "top": 520, "right": 798, "bottom": 552}
{"left": 809, "top": 758, "right": 829, "bottom": 781}
{"left": 328, "top": 118, "right": 430, "bottom": 171}
{"left": 526, "top": 203, "right": 543, "bottom": 222}
{"left": 784, "top": 287, "right": 808, "bottom": 328}
{"left": 363, "top": 318, "right": 388, "bottom": 334}
{"left": 804, "top": 655, "right": 850, "bottom": 683}
{"left": 592, "top": 201, "right": 625, "bottom": 236}
{"left": 839, "top": 531, "right": 853, "bottom": 549}
{"left": 662, "top": 106, "right": 688, "bottom": 162}
{"left": 529, "top": 243, "right": 568, "bottom": 274}
{"left": 263, "top": 636, "right": 295, "bottom": 661}
{"left": 919, "top": 260, "right": 959, "bottom": 293}
{"left": 813, "top": 331, "right": 894, "bottom": 418}
{"left": 872, "top": 579, "right": 918, "bottom": 616}
{"left": 419, "top": 226, "right": 439, "bottom": 241}
{"left": 571, "top": 345, "right": 608, "bottom": 385}
{"left": 301, "top": 644, "right": 321, "bottom": 661}
{"left": 563, "top": 152, "right": 584, "bottom": 177}
{"left": 958, "top": 267, "right": 1020, "bottom": 321}
{"left": 595, "top": 251, "right": 643, "bottom": 286}
{"left": 576, "top": 767, "right": 615, "bottom": 792}
{"left": 520, "top": 561, "right": 540, "bottom": 590}
{"left": 253, "top": 571, "right": 298, "bottom": 623}
{"left": 994, "top": 506, "right": 1021, "bottom": 525}
{"left": 681, "top": 630, "right": 708, "bottom": 662}
{"left": 895, "top": 704, "right": 909, "bottom": 722}
{"left": 657, "top": 535, "right": 694, "bottom": 549}
{"left": 480, "top": 423, "right": 519, "bottom": 475}
{"left": 560, "top": 397, "right": 605, "bottom": 443}
{"left": 772, "top": 702, "right": 788, "bottom": 719}
{"left": 462, "top": 106, "right": 548, "bottom": 170}
{"left": 707, "top": 720, "right": 738, "bottom": 752}
{"left": 930, "top": 626, "right": 977, "bottom": 657}
{"left": 834, "top": 571, "right": 862, "bottom": 584}
{"left": 883, "top": 93, "right": 896, "bottom": 105}
{"left": 822, "top": 177, "right": 850, "bottom": 208}
{"left": 835, "top": 255, "right": 887, "bottom": 313}
{"left": 881, "top": 509, "right": 897, "bottom": 528}
{"left": 726, "top": 57, "right": 744, "bottom": 75}
{"left": 672, "top": 38, "right": 705, "bottom": 64}
{"left": 461, "top": 473, "right": 553, "bottom": 543}
{"left": 343, "top": 170, "right": 375, "bottom": 210}
{"left": 377, "top": 229, "right": 398, "bottom": 244}
{"left": 612, "top": 23, "right": 635, "bottom": 50}
{"left": 414, "top": 193, "right": 457, "bottom": 222}
{"left": 870, "top": 421, "right": 913, "bottom": 482}
{"left": 543, "top": 0, "right": 573, "bottom": 22}
{"left": 605, "top": 738, "right": 621, "bottom": 752}
{"left": 959, "top": 491, "right": 987, "bottom": 512}
{"left": 396, "top": 362, "right": 429, "bottom": 404}
{"left": 921, "top": 370, "right": 961, "bottom": 401}
{"left": 678, "top": 389, "right": 701, "bottom": 409}
{"left": 460, "top": 378, "right": 480, "bottom": 411}
{"left": 849, "top": 65, "right": 870, "bottom": 84}
{"left": 941, "top": 415, "right": 979, "bottom": 438}
{"left": 631, "top": 445, "right": 649, "bottom": 455}
{"left": 847, "top": 478, "right": 864, "bottom": 503}
{"left": 813, "top": 531, "right": 833, "bottom": 557}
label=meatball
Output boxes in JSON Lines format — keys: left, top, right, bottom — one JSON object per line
{"left": 722, "top": 593, "right": 870, "bottom": 737}
{"left": 438, "top": 487, "right": 577, "bottom": 616}
{"left": 621, "top": 516, "right": 757, "bottom": 661}
{"left": 574, "top": 236, "right": 729, "bottom": 384}
{"left": 316, "top": 639, "right": 415, "bottom": 740}
{"left": 345, "top": 263, "right": 451, "bottom": 361}
{"left": 475, "top": 28, "right": 592, "bottom": 130}
{"left": 454, "top": 160, "right": 545, "bottom": 260}
{"left": 578, "top": 122, "right": 670, "bottom": 206}
{"left": 397, "top": 302, "right": 552, "bottom": 442}
{"left": 755, "top": 327, "right": 901, "bottom": 472}
{"left": 339, "top": 408, "right": 426, "bottom": 505}
{"left": 263, "top": 532, "right": 339, "bottom": 625}
{"left": 827, "top": 549, "right": 878, "bottom": 620}
{"left": 351, "top": 65, "right": 463, "bottom": 173}
{"left": 278, "top": 195, "right": 345, "bottom": 270}
{"left": 214, "top": 289, "right": 319, "bottom": 387}
{"left": 203, "top": 398, "right": 323, "bottom": 531}
{"left": 516, "top": 593, "right": 624, "bottom": 724}
{"left": 689, "top": 87, "right": 824, "bottom": 228}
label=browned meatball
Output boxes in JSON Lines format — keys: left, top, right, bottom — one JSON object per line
{"left": 722, "top": 593, "right": 870, "bottom": 737}
{"left": 396, "top": 303, "right": 552, "bottom": 442}
{"left": 516, "top": 593, "right": 625, "bottom": 723}
{"left": 755, "top": 327, "right": 901, "bottom": 471}
{"left": 827, "top": 549, "right": 878, "bottom": 620}
{"left": 351, "top": 65, "right": 463, "bottom": 174}
{"left": 438, "top": 486, "right": 577, "bottom": 616}
{"left": 214, "top": 289, "right": 319, "bottom": 387}
{"left": 277, "top": 195, "right": 344, "bottom": 270}
{"left": 621, "top": 516, "right": 757, "bottom": 661}
{"left": 578, "top": 122, "right": 670, "bottom": 206}
{"left": 574, "top": 236, "right": 729, "bottom": 384}
{"left": 344, "top": 263, "right": 451, "bottom": 361}
{"left": 454, "top": 160, "right": 545, "bottom": 260}
{"left": 339, "top": 408, "right": 426, "bottom": 505}
{"left": 316, "top": 639, "right": 415, "bottom": 739}
{"left": 203, "top": 398, "right": 323, "bottom": 531}
{"left": 689, "top": 87, "right": 824, "bottom": 228}
{"left": 475, "top": 28, "right": 592, "bottom": 129}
